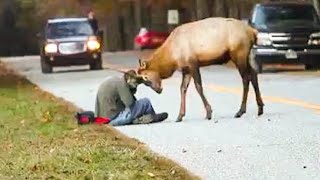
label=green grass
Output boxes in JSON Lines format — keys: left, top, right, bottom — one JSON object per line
{"left": 0, "top": 62, "right": 199, "bottom": 180}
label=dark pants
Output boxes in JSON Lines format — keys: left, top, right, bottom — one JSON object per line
{"left": 130, "top": 98, "right": 155, "bottom": 119}
{"left": 109, "top": 98, "right": 155, "bottom": 126}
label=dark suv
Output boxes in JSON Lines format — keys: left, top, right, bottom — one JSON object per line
{"left": 39, "top": 18, "right": 103, "bottom": 73}
{"left": 248, "top": 2, "right": 320, "bottom": 73}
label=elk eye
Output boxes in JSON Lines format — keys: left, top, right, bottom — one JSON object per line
{"left": 142, "top": 76, "right": 148, "bottom": 81}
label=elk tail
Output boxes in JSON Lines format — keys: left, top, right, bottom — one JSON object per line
{"left": 249, "top": 27, "right": 259, "bottom": 73}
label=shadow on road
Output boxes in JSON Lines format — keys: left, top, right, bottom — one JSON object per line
{"left": 262, "top": 65, "right": 319, "bottom": 75}
{"left": 52, "top": 68, "right": 105, "bottom": 74}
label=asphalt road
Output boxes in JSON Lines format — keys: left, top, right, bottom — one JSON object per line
{"left": 2, "top": 52, "right": 320, "bottom": 180}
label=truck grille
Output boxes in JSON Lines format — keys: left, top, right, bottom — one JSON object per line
{"left": 58, "top": 42, "right": 86, "bottom": 55}
{"left": 270, "top": 33, "right": 311, "bottom": 49}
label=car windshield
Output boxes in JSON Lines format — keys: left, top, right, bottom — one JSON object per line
{"left": 46, "top": 20, "right": 93, "bottom": 39}
{"left": 252, "top": 5, "right": 319, "bottom": 26}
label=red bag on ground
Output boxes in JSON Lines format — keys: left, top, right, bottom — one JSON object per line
{"left": 76, "top": 111, "right": 110, "bottom": 125}
{"left": 94, "top": 117, "right": 111, "bottom": 124}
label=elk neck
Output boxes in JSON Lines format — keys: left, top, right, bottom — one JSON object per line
{"left": 147, "top": 45, "right": 177, "bottom": 79}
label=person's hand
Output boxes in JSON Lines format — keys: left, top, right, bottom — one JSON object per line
{"left": 130, "top": 87, "right": 137, "bottom": 94}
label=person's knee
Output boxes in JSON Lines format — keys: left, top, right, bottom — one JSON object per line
{"left": 140, "top": 98, "right": 151, "bottom": 105}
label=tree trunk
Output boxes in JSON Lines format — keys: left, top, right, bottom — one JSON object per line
{"left": 134, "top": 0, "right": 142, "bottom": 33}
{"left": 214, "top": 0, "right": 227, "bottom": 17}
{"left": 122, "top": 2, "right": 135, "bottom": 49}
{"left": 195, "top": 0, "right": 209, "bottom": 20}
{"left": 314, "top": 0, "right": 320, "bottom": 14}
{"left": 207, "top": 0, "right": 215, "bottom": 17}
{"left": 105, "top": 0, "right": 123, "bottom": 51}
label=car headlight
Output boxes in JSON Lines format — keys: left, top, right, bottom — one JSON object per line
{"left": 257, "top": 33, "right": 272, "bottom": 46}
{"left": 87, "top": 37, "right": 101, "bottom": 51}
{"left": 44, "top": 43, "right": 58, "bottom": 53}
{"left": 308, "top": 39, "right": 320, "bottom": 45}
{"left": 310, "top": 32, "right": 320, "bottom": 38}
{"left": 309, "top": 32, "right": 320, "bottom": 45}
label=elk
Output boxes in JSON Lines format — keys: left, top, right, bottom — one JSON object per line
{"left": 137, "top": 17, "right": 264, "bottom": 122}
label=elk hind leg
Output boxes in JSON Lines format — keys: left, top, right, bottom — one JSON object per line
{"left": 250, "top": 69, "right": 264, "bottom": 116}
{"left": 192, "top": 68, "right": 213, "bottom": 120}
{"left": 235, "top": 66, "right": 250, "bottom": 118}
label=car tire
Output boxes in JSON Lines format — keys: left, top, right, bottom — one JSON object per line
{"left": 90, "top": 58, "right": 102, "bottom": 70}
{"left": 41, "top": 57, "right": 53, "bottom": 74}
{"left": 305, "top": 64, "right": 319, "bottom": 71}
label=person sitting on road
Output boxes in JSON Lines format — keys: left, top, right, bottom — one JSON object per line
{"left": 95, "top": 70, "right": 168, "bottom": 126}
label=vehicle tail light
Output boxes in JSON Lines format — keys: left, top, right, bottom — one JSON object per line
{"left": 139, "top": 36, "right": 148, "bottom": 43}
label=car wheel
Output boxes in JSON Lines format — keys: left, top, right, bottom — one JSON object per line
{"left": 305, "top": 64, "right": 319, "bottom": 71}
{"left": 256, "top": 62, "right": 263, "bottom": 74}
{"left": 41, "top": 57, "right": 53, "bottom": 74}
{"left": 90, "top": 58, "right": 102, "bottom": 70}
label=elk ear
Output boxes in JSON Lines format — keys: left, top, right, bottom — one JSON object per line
{"left": 124, "top": 70, "right": 137, "bottom": 81}
{"left": 138, "top": 59, "right": 148, "bottom": 69}
{"left": 139, "top": 59, "right": 142, "bottom": 67}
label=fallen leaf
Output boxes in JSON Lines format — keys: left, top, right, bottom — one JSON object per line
{"left": 147, "top": 172, "right": 155, "bottom": 177}
{"left": 83, "top": 156, "right": 92, "bottom": 163}
{"left": 31, "top": 164, "right": 38, "bottom": 171}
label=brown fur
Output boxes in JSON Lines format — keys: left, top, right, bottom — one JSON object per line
{"left": 137, "top": 17, "right": 264, "bottom": 121}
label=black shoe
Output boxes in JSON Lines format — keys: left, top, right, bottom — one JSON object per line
{"left": 151, "top": 113, "right": 168, "bottom": 123}
{"left": 132, "top": 114, "right": 153, "bottom": 124}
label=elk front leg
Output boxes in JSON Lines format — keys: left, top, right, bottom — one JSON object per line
{"left": 177, "top": 72, "right": 192, "bottom": 122}
{"left": 235, "top": 75, "right": 250, "bottom": 118}
{"left": 192, "top": 68, "right": 212, "bottom": 120}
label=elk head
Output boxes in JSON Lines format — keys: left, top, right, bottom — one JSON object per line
{"left": 137, "top": 59, "right": 163, "bottom": 94}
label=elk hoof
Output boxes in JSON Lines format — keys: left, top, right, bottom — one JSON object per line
{"left": 258, "top": 106, "right": 264, "bottom": 116}
{"left": 205, "top": 105, "right": 212, "bottom": 120}
{"left": 234, "top": 110, "right": 245, "bottom": 118}
{"left": 206, "top": 113, "right": 212, "bottom": 120}
{"left": 176, "top": 118, "right": 183, "bottom": 122}
{"left": 176, "top": 115, "right": 184, "bottom": 122}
